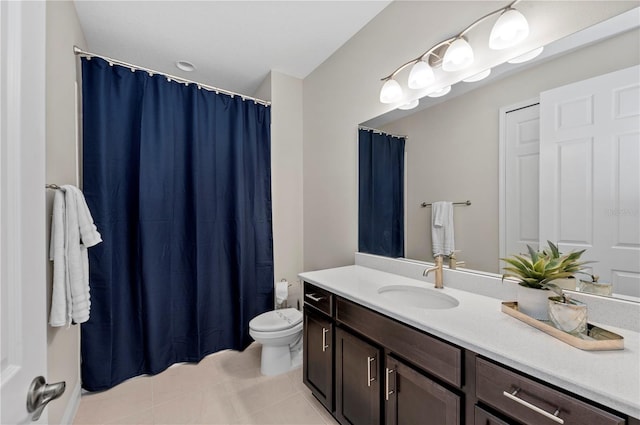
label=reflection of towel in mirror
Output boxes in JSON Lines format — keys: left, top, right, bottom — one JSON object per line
{"left": 432, "top": 201, "right": 454, "bottom": 257}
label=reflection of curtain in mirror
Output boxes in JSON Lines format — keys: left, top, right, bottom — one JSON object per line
{"left": 358, "top": 129, "right": 405, "bottom": 257}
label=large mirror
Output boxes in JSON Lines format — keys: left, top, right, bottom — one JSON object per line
{"left": 359, "top": 9, "right": 640, "bottom": 302}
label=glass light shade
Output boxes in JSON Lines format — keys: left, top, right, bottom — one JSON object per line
{"left": 408, "top": 61, "right": 435, "bottom": 89}
{"left": 427, "top": 85, "right": 451, "bottom": 98}
{"left": 398, "top": 99, "right": 419, "bottom": 110}
{"left": 463, "top": 69, "right": 491, "bottom": 83}
{"left": 379, "top": 79, "right": 402, "bottom": 104}
{"left": 489, "top": 8, "right": 529, "bottom": 50}
{"left": 508, "top": 46, "right": 544, "bottom": 64}
{"left": 442, "top": 38, "right": 474, "bottom": 72}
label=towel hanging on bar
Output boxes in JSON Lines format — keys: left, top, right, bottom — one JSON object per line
{"left": 421, "top": 200, "right": 471, "bottom": 208}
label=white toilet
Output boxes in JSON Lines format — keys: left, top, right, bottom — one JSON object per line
{"left": 249, "top": 308, "right": 303, "bottom": 376}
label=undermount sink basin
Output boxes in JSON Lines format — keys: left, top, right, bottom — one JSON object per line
{"left": 377, "top": 285, "right": 459, "bottom": 310}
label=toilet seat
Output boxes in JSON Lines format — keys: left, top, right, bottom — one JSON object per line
{"left": 249, "top": 308, "right": 302, "bottom": 332}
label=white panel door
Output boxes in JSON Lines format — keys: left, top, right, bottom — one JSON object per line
{"left": 540, "top": 65, "right": 640, "bottom": 298}
{"left": 503, "top": 103, "right": 540, "bottom": 260}
{"left": 1, "top": 1, "right": 49, "bottom": 424}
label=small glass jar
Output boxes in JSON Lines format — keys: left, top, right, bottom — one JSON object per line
{"left": 548, "top": 296, "right": 587, "bottom": 335}
{"left": 578, "top": 279, "right": 613, "bottom": 296}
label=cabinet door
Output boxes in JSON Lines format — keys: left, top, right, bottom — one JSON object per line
{"left": 335, "top": 327, "right": 382, "bottom": 425}
{"left": 303, "top": 309, "right": 334, "bottom": 412}
{"left": 385, "top": 355, "right": 460, "bottom": 425}
{"left": 475, "top": 406, "right": 513, "bottom": 425}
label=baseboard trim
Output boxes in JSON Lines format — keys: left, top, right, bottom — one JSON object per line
{"left": 60, "top": 379, "right": 81, "bottom": 425}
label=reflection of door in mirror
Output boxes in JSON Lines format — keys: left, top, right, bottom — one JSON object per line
{"left": 358, "top": 128, "right": 406, "bottom": 258}
{"left": 539, "top": 65, "right": 640, "bottom": 299}
{"left": 501, "top": 102, "right": 540, "bottom": 265}
{"left": 501, "top": 66, "right": 640, "bottom": 299}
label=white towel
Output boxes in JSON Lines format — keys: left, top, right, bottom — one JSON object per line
{"left": 49, "top": 185, "right": 102, "bottom": 327}
{"left": 431, "top": 201, "right": 455, "bottom": 257}
{"left": 49, "top": 188, "right": 68, "bottom": 327}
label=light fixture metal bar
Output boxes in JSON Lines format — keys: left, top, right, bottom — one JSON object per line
{"left": 382, "top": 37, "right": 455, "bottom": 81}
{"left": 459, "top": 0, "right": 521, "bottom": 37}
{"left": 380, "top": 0, "right": 523, "bottom": 81}
{"left": 72, "top": 46, "right": 271, "bottom": 107}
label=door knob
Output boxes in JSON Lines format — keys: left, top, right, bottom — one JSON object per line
{"left": 26, "top": 376, "right": 66, "bottom": 421}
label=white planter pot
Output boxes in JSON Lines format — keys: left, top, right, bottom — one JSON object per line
{"left": 516, "top": 286, "right": 552, "bottom": 320}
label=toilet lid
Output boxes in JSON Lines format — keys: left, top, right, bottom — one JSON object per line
{"left": 249, "top": 308, "right": 303, "bottom": 332}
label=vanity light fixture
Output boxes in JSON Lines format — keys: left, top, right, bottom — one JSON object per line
{"left": 463, "top": 68, "right": 492, "bottom": 82}
{"left": 379, "top": 78, "right": 403, "bottom": 103}
{"left": 379, "top": 0, "right": 529, "bottom": 104}
{"left": 408, "top": 60, "right": 435, "bottom": 89}
{"left": 508, "top": 46, "right": 544, "bottom": 63}
{"left": 398, "top": 99, "right": 420, "bottom": 110}
{"left": 427, "top": 85, "right": 451, "bottom": 98}
{"left": 489, "top": 7, "right": 530, "bottom": 49}
{"left": 442, "top": 37, "right": 474, "bottom": 72}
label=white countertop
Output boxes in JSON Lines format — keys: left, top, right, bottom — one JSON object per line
{"left": 299, "top": 265, "right": 640, "bottom": 419}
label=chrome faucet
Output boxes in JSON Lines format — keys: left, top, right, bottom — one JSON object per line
{"left": 423, "top": 256, "right": 444, "bottom": 289}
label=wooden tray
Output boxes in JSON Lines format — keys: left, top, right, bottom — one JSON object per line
{"left": 501, "top": 301, "right": 624, "bottom": 351}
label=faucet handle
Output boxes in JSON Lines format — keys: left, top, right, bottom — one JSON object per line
{"left": 448, "top": 251, "right": 462, "bottom": 269}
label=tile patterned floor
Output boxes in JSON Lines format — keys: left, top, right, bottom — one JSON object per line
{"left": 73, "top": 343, "right": 338, "bottom": 425}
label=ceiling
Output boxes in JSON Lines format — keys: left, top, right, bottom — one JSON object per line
{"left": 73, "top": 1, "right": 392, "bottom": 98}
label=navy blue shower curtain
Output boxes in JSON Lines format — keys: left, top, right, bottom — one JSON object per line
{"left": 358, "top": 129, "right": 405, "bottom": 258}
{"left": 80, "top": 57, "right": 273, "bottom": 391}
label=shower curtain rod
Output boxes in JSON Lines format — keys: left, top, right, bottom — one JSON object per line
{"left": 358, "top": 125, "right": 408, "bottom": 140}
{"left": 73, "top": 46, "right": 271, "bottom": 107}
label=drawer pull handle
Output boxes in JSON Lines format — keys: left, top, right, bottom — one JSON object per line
{"left": 322, "top": 328, "right": 329, "bottom": 352}
{"left": 305, "top": 293, "right": 325, "bottom": 302}
{"left": 367, "top": 356, "right": 375, "bottom": 387}
{"left": 385, "top": 368, "right": 395, "bottom": 401}
{"left": 503, "top": 388, "right": 564, "bottom": 424}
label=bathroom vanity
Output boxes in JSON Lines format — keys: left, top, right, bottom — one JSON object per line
{"left": 300, "top": 261, "right": 640, "bottom": 425}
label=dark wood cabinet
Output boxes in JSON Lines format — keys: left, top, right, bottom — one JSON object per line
{"left": 302, "top": 281, "right": 635, "bottom": 425}
{"left": 476, "top": 357, "right": 625, "bottom": 425}
{"left": 474, "top": 406, "right": 513, "bottom": 425}
{"left": 303, "top": 308, "right": 334, "bottom": 412}
{"left": 335, "top": 327, "right": 382, "bottom": 425}
{"left": 385, "top": 354, "right": 460, "bottom": 425}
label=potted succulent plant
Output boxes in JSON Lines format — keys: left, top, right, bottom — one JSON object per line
{"left": 501, "top": 241, "right": 589, "bottom": 321}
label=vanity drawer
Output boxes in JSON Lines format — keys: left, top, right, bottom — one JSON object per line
{"left": 304, "top": 282, "right": 333, "bottom": 317}
{"left": 336, "top": 297, "right": 461, "bottom": 388}
{"left": 476, "top": 357, "right": 625, "bottom": 425}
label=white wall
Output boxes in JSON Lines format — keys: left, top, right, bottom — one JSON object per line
{"left": 302, "top": 1, "right": 637, "bottom": 271}
{"left": 255, "top": 71, "right": 305, "bottom": 308}
{"left": 45, "top": 1, "right": 87, "bottom": 423}
{"left": 380, "top": 29, "right": 640, "bottom": 273}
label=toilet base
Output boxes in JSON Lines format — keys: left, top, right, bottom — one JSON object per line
{"left": 260, "top": 344, "right": 300, "bottom": 376}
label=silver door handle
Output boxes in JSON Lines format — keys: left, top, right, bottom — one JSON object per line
{"left": 503, "top": 388, "right": 564, "bottom": 424}
{"left": 367, "top": 356, "right": 376, "bottom": 387}
{"left": 305, "top": 293, "right": 325, "bottom": 302}
{"left": 385, "top": 368, "right": 394, "bottom": 401}
{"left": 322, "top": 328, "right": 329, "bottom": 352}
{"left": 26, "top": 376, "right": 66, "bottom": 421}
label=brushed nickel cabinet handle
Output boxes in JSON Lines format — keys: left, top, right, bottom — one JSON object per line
{"left": 305, "top": 293, "right": 325, "bottom": 302}
{"left": 367, "top": 356, "right": 375, "bottom": 387}
{"left": 503, "top": 388, "right": 564, "bottom": 424}
{"left": 385, "top": 368, "right": 395, "bottom": 401}
{"left": 322, "top": 328, "right": 329, "bottom": 352}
